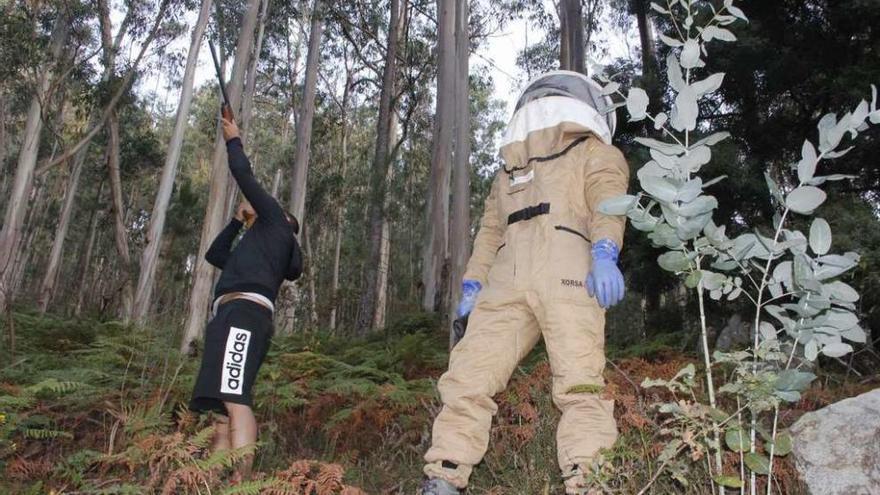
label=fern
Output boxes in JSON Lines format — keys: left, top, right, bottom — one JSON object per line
{"left": 220, "top": 477, "right": 285, "bottom": 495}
{"left": 187, "top": 425, "right": 216, "bottom": 450}
{"left": 194, "top": 444, "right": 255, "bottom": 471}
{"left": 26, "top": 378, "right": 89, "bottom": 396}
{"left": 24, "top": 427, "right": 73, "bottom": 439}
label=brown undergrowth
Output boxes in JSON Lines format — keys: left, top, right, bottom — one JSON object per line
{"left": 0, "top": 311, "right": 872, "bottom": 494}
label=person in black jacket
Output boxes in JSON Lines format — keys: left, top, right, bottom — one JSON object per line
{"left": 189, "top": 109, "right": 303, "bottom": 477}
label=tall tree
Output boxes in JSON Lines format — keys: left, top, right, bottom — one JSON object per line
{"left": 289, "top": 0, "right": 324, "bottom": 223}
{"left": 447, "top": 0, "right": 470, "bottom": 344}
{"left": 97, "top": 0, "right": 137, "bottom": 320}
{"left": 181, "top": 0, "right": 263, "bottom": 352}
{"left": 558, "top": 0, "right": 586, "bottom": 73}
{"left": 632, "top": 0, "right": 659, "bottom": 100}
{"left": 329, "top": 53, "right": 353, "bottom": 332}
{"left": 421, "top": 0, "right": 456, "bottom": 312}
{"left": 0, "top": 11, "right": 69, "bottom": 313}
{"left": 355, "top": 0, "right": 404, "bottom": 335}
{"left": 37, "top": 149, "right": 88, "bottom": 313}
{"left": 133, "top": 0, "right": 213, "bottom": 323}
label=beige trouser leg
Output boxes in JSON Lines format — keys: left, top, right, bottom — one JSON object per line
{"left": 535, "top": 298, "right": 618, "bottom": 493}
{"left": 424, "top": 289, "right": 541, "bottom": 489}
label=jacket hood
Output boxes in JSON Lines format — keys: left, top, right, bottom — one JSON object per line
{"left": 499, "top": 96, "right": 612, "bottom": 169}
{"left": 499, "top": 71, "right": 616, "bottom": 170}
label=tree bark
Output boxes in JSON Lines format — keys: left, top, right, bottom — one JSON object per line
{"left": 328, "top": 66, "right": 352, "bottom": 332}
{"left": 373, "top": 112, "right": 399, "bottom": 331}
{"left": 0, "top": 90, "right": 7, "bottom": 202}
{"left": 132, "top": 0, "right": 212, "bottom": 324}
{"left": 0, "top": 12, "right": 69, "bottom": 313}
{"left": 448, "top": 0, "right": 471, "bottom": 345}
{"left": 633, "top": 0, "right": 660, "bottom": 102}
{"left": 558, "top": 0, "right": 586, "bottom": 74}
{"left": 181, "top": 0, "right": 262, "bottom": 353}
{"left": 224, "top": 0, "right": 267, "bottom": 220}
{"left": 241, "top": 0, "right": 268, "bottom": 143}
{"left": 303, "top": 224, "right": 319, "bottom": 327}
{"left": 355, "top": 0, "right": 404, "bottom": 335}
{"left": 373, "top": 218, "right": 392, "bottom": 329}
{"left": 105, "top": 111, "right": 135, "bottom": 321}
{"left": 37, "top": 147, "right": 87, "bottom": 314}
{"left": 271, "top": 167, "right": 283, "bottom": 196}
{"left": 289, "top": 0, "right": 325, "bottom": 223}
{"left": 75, "top": 181, "right": 105, "bottom": 317}
{"left": 421, "top": 0, "right": 456, "bottom": 312}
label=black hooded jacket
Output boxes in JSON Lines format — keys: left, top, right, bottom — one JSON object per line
{"left": 205, "top": 137, "right": 303, "bottom": 303}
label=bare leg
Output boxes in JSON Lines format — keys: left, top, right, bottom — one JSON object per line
{"left": 211, "top": 414, "right": 231, "bottom": 452}
{"left": 224, "top": 402, "right": 257, "bottom": 479}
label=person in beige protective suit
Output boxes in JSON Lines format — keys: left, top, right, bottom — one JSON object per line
{"left": 420, "top": 71, "right": 630, "bottom": 495}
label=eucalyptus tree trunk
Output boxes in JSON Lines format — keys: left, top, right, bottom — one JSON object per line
{"left": 97, "top": 0, "right": 135, "bottom": 320}
{"left": 224, "top": 0, "right": 267, "bottom": 219}
{"left": 241, "top": 0, "right": 268, "bottom": 143}
{"left": 373, "top": 114, "right": 399, "bottom": 330}
{"left": 75, "top": 181, "right": 105, "bottom": 316}
{"left": 11, "top": 177, "right": 47, "bottom": 298}
{"left": 303, "top": 225, "right": 319, "bottom": 327}
{"left": 37, "top": 149, "right": 88, "bottom": 314}
{"left": 355, "top": 0, "right": 404, "bottom": 335}
{"left": 448, "top": 0, "right": 471, "bottom": 345}
{"left": 421, "top": 0, "right": 456, "bottom": 312}
{"left": 181, "top": 0, "right": 262, "bottom": 353}
{"left": 271, "top": 167, "right": 283, "bottom": 196}
{"left": 289, "top": 0, "right": 324, "bottom": 223}
{"left": 105, "top": 111, "right": 135, "bottom": 321}
{"left": 0, "top": 93, "right": 7, "bottom": 202}
{"left": 328, "top": 67, "right": 352, "bottom": 332}
{"left": 132, "top": 0, "right": 212, "bottom": 324}
{"left": 558, "top": 0, "right": 586, "bottom": 74}
{"left": 0, "top": 13, "right": 69, "bottom": 313}
{"left": 633, "top": 0, "right": 660, "bottom": 103}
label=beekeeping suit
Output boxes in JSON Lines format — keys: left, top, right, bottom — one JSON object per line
{"left": 422, "top": 70, "right": 630, "bottom": 494}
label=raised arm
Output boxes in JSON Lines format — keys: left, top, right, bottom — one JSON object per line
{"left": 225, "top": 137, "right": 286, "bottom": 222}
{"left": 220, "top": 115, "right": 285, "bottom": 222}
{"left": 205, "top": 218, "right": 243, "bottom": 269}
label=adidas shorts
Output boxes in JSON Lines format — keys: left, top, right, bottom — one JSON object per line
{"left": 189, "top": 299, "right": 273, "bottom": 415}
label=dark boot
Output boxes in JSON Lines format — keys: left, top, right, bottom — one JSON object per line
{"left": 420, "top": 478, "right": 460, "bottom": 495}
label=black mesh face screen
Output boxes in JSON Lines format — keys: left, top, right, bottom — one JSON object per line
{"left": 514, "top": 73, "right": 607, "bottom": 113}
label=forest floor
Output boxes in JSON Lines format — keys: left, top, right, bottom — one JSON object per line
{"left": 0, "top": 311, "right": 876, "bottom": 494}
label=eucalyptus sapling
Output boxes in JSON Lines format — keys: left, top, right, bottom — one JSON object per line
{"left": 595, "top": 1, "right": 876, "bottom": 493}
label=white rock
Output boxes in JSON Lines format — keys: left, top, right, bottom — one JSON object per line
{"left": 790, "top": 387, "right": 880, "bottom": 495}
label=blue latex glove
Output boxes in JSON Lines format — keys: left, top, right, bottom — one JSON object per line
{"left": 586, "top": 239, "right": 625, "bottom": 309}
{"left": 457, "top": 280, "right": 482, "bottom": 318}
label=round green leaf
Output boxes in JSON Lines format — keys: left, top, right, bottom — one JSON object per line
{"left": 671, "top": 84, "right": 698, "bottom": 131}
{"left": 744, "top": 452, "right": 770, "bottom": 475}
{"left": 809, "top": 218, "right": 831, "bottom": 255}
{"left": 725, "top": 428, "right": 749, "bottom": 452}
{"left": 640, "top": 175, "right": 678, "bottom": 203}
{"left": 680, "top": 38, "right": 701, "bottom": 69}
{"left": 658, "top": 251, "right": 691, "bottom": 272}
{"left": 714, "top": 475, "right": 744, "bottom": 488}
{"left": 786, "top": 186, "right": 827, "bottom": 214}
{"left": 770, "top": 432, "right": 792, "bottom": 457}
{"left": 599, "top": 195, "right": 638, "bottom": 215}
{"left": 626, "top": 88, "right": 649, "bottom": 121}
{"left": 821, "top": 342, "right": 853, "bottom": 358}
{"left": 826, "top": 281, "right": 859, "bottom": 303}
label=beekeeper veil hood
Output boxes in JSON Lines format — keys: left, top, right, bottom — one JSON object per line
{"left": 501, "top": 70, "right": 617, "bottom": 149}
